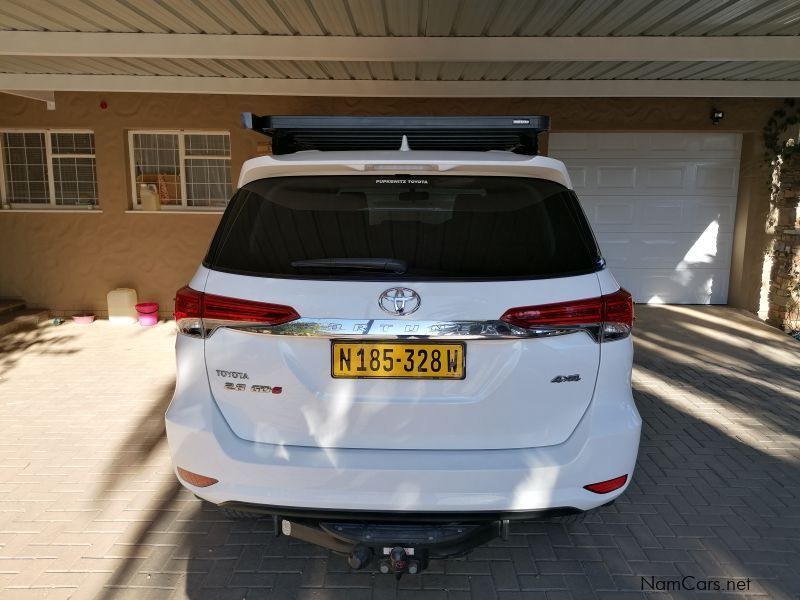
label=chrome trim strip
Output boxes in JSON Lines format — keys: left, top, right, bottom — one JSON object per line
{"left": 204, "top": 317, "right": 598, "bottom": 340}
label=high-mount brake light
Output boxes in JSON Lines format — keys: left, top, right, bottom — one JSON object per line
{"left": 174, "top": 286, "right": 300, "bottom": 338}
{"left": 500, "top": 288, "right": 633, "bottom": 343}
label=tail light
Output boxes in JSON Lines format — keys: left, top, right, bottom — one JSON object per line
{"left": 584, "top": 474, "right": 628, "bottom": 494}
{"left": 500, "top": 288, "right": 633, "bottom": 343}
{"left": 174, "top": 286, "right": 204, "bottom": 336}
{"left": 174, "top": 286, "right": 299, "bottom": 337}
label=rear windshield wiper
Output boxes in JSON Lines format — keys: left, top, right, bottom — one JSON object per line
{"left": 290, "top": 258, "right": 408, "bottom": 274}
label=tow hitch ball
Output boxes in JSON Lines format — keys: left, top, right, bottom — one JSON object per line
{"left": 378, "top": 546, "right": 420, "bottom": 578}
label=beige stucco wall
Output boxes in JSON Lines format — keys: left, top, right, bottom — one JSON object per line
{"left": 0, "top": 92, "right": 781, "bottom": 316}
{"left": 728, "top": 133, "right": 772, "bottom": 310}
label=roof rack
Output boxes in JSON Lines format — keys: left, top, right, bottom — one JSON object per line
{"left": 242, "top": 114, "right": 550, "bottom": 156}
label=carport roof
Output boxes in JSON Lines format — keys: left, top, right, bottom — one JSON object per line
{"left": 0, "top": 0, "right": 799, "bottom": 99}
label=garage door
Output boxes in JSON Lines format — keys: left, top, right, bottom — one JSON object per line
{"left": 549, "top": 132, "right": 741, "bottom": 304}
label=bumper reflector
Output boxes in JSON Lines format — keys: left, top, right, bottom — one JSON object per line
{"left": 583, "top": 474, "right": 628, "bottom": 494}
{"left": 177, "top": 467, "right": 218, "bottom": 488}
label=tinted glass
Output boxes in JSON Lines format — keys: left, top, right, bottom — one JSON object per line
{"left": 207, "top": 175, "right": 601, "bottom": 280}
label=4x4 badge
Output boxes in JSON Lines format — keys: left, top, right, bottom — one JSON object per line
{"left": 378, "top": 288, "right": 421, "bottom": 316}
{"left": 551, "top": 374, "right": 581, "bottom": 383}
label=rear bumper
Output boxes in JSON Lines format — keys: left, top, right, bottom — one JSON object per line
{"left": 218, "top": 501, "right": 588, "bottom": 522}
{"left": 166, "top": 335, "right": 641, "bottom": 514}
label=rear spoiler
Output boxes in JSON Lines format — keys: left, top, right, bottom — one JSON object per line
{"left": 242, "top": 114, "right": 550, "bottom": 156}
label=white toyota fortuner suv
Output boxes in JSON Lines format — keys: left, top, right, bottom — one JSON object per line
{"left": 166, "top": 115, "right": 641, "bottom": 575}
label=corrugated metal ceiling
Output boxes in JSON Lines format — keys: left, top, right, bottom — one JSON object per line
{"left": 0, "top": 0, "right": 799, "bottom": 36}
{"left": 0, "top": 1, "right": 798, "bottom": 94}
{"left": 1, "top": 56, "right": 798, "bottom": 81}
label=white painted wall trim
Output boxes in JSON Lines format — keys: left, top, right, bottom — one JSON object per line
{"left": 1, "top": 74, "right": 800, "bottom": 97}
{"left": 0, "top": 31, "right": 798, "bottom": 62}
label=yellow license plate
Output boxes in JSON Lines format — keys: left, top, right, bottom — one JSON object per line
{"left": 331, "top": 341, "right": 465, "bottom": 379}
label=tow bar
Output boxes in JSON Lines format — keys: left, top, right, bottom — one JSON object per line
{"left": 278, "top": 517, "right": 509, "bottom": 577}
{"left": 378, "top": 546, "right": 424, "bottom": 577}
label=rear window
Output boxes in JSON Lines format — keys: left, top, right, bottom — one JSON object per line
{"left": 205, "top": 175, "right": 601, "bottom": 280}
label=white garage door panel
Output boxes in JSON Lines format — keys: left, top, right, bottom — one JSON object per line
{"left": 596, "top": 232, "right": 733, "bottom": 269}
{"left": 580, "top": 197, "right": 736, "bottom": 233}
{"left": 612, "top": 268, "right": 730, "bottom": 305}
{"left": 549, "top": 132, "right": 741, "bottom": 158}
{"left": 569, "top": 160, "right": 739, "bottom": 197}
{"left": 550, "top": 132, "right": 741, "bottom": 304}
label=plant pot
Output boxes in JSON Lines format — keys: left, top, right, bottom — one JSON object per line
{"left": 72, "top": 313, "right": 95, "bottom": 325}
{"left": 135, "top": 302, "right": 159, "bottom": 326}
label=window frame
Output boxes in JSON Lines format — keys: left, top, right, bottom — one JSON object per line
{"left": 128, "top": 129, "right": 232, "bottom": 211}
{"left": 0, "top": 128, "right": 98, "bottom": 209}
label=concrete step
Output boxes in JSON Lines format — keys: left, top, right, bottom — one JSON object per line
{"left": 0, "top": 298, "right": 25, "bottom": 316}
{"left": 0, "top": 308, "right": 51, "bottom": 338}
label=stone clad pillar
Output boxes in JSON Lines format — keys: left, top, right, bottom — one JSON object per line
{"left": 765, "top": 155, "right": 800, "bottom": 331}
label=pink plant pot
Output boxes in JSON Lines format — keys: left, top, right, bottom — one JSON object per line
{"left": 135, "top": 302, "right": 159, "bottom": 327}
{"left": 138, "top": 313, "right": 159, "bottom": 326}
{"left": 72, "top": 313, "right": 95, "bottom": 325}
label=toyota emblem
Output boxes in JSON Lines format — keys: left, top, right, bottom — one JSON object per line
{"left": 378, "top": 288, "right": 421, "bottom": 316}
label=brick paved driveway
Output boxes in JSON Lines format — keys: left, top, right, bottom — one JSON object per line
{"left": 0, "top": 306, "right": 798, "bottom": 599}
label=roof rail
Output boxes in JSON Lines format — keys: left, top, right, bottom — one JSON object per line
{"left": 242, "top": 114, "right": 550, "bottom": 156}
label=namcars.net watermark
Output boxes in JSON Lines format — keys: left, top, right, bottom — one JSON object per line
{"left": 642, "top": 576, "right": 752, "bottom": 593}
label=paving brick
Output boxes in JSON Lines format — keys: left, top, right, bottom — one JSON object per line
{"left": 597, "top": 548, "right": 632, "bottom": 576}
{"left": 371, "top": 576, "right": 398, "bottom": 600}
{"left": 490, "top": 560, "right": 520, "bottom": 591}
{"left": 269, "top": 572, "right": 304, "bottom": 596}
{"left": 627, "top": 561, "right": 681, "bottom": 577}
{"left": 527, "top": 536, "right": 558, "bottom": 561}
{"left": 518, "top": 574, "right": 567, "bottom": 591}
{"left": 298, "top": 558, "right": 327, "bottom": 588}
{"left": 322, "top": 570, "right": 374, "bottom": 588}
{"left": 389, "top": 573, "right": 417, "bottom": 593}
{"left": 226, "top": 571, "right": 275, "bottom": 588}
{"left": 580, "top": 562, "right": 615, "bottom": 592}
{"left": 500, "top": 593, "right": 551, "bottom": 600}
{"left": 468, "top": 575, "right": 498, "bottom": 600}
{"left": 553, "top": 547, "right": 603, "bottom": 562}
{"left": 445, "top": 560, "right": 491, "bottom": 576}
{"left": 257, "top": 557, "right": 306, "bottom": 574}
{"left": 421, "top": 573, "right": 470, "bottom": 591}
{"left": 596, "top": 592, "right": 646, "bottom": 600}
{"left": 571, "top": 534, "right": 615, "bottom": 549}
{"left": 535, "top": 561, "right": 583, "bottom": 575}
{"left": 538, "top": 593, "right": 572, "bottom": 600}
{"left": 641, "top": 548, "right": 698, "bottom": 563}
{"left": 297, "top": 589, "right": 371, "bottom": 600}
{"left": 398, "top": 591, "right": 447, "bottom": 600}
{"left": 509, "top": 547, "right": 537, "bottom": 575}
{"left": 658, "top": 537, "right": 704, "bottom": 551}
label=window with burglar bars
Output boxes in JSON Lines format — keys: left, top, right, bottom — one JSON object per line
{"left": 129, "top": 131, "right": 232, "bottom": 210}
{"left": 0, "top": 130, "right": 98, "bottom": 208}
